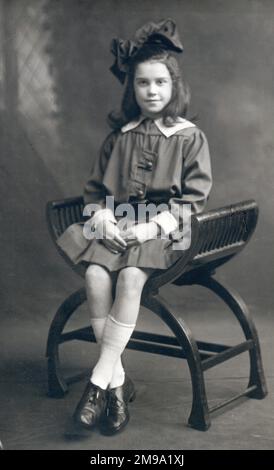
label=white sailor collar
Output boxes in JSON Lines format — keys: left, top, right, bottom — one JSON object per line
{"left": 121, "top": 116, "right": 195, "bottom": 138}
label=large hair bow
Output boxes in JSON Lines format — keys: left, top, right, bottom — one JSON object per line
{"left": 110, "top": 18, "right": 184, "bottom": 84}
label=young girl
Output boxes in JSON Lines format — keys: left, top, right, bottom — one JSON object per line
{"left": 57, "top": 18, "right": 212, "bottom": 436}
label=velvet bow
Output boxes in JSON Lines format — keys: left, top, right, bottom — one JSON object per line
{"left": 110, "top": 18, "right": 184, "bottom": 84}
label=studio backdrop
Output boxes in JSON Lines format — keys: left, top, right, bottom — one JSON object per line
{"left": 0, "top": 0, "right": 273, "bottom": 322}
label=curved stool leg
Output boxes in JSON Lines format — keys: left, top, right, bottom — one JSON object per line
{"left": 197, "top": 276, "right": 267, "bottom": 399}
{"left": 46, "top": 287, "right": 87, "bottom": 397}
{"left": 142, "top": 292, "right": 211, "bottom": 431}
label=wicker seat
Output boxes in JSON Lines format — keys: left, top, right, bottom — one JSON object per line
{"left": 46, "top": 197, "right": 267, "bottom": 430}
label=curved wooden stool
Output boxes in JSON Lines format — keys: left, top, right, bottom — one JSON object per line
{"left": 46, "top": 197, "right": 267, "bottom": 430}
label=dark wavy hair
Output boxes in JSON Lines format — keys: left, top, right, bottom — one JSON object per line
{"left": 108, "top": 44, "right": 191, "bottom": 129}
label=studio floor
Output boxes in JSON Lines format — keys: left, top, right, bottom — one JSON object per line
{"left": 0, "top": 289, "right": 273, "bottom": 451}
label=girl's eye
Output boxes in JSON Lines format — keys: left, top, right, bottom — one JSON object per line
{"left": 136, "top": 79, "right": 168, "bottom": 86}
{"left": 137, "top": 80, "right": 148, "bottom": 86}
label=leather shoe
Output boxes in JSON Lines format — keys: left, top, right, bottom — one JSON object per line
{"left": 100, "top": 375, "right": 136, "bottom": 436}
{"left": 73, "top": 381, "right": 106, "bottom": 429}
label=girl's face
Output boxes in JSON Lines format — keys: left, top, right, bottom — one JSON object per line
{"left": 134, "top": 61, "right": 172, "bottom": 118}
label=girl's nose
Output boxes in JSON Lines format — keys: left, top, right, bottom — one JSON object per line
{"left": 148, "top": 83, "right": 157, "bottom": 95}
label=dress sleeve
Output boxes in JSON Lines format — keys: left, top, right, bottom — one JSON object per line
{"left": 178, "top": 128, "right": 212, "bottom": 214}
{"left": 83, "top": 131, "right": 118, "bottom": 226}
{"left": 152, "top": 128, "right": 212, "bottom": 235}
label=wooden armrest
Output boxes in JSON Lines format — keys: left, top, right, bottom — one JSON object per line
{"left": 145, "top": 200, "right": 258, "bottom": 291}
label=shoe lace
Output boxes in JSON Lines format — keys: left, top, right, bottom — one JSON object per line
{"left": 108, "top": 390, "right": 124, "bottom": 411}
{"left": 87, "top": 387, "right": 100, "bottom": 404}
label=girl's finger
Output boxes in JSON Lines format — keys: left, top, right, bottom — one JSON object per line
{"left": 123, "top": 237, "right": 137, "bottom": 244}
{"left": 121, "top": 230, "right": 135, "bottom": 239}
{"left": 104, "top": 239, "right": 126, "bottom": 253}
{"left": 126, "top": 239, "right": 140, "bottom": 247}
{"left": 108, "top": 248, "right": 119, "bottom": 254}
{"left": 113, "top": 233, "right": 127, "bottom": 248}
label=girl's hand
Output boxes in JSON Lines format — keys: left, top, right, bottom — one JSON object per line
{"left": 121, "top": 222, "right": 159, "bottom": 246}
{"left": 97, "top": 220, "right": 127, "bottom": 254}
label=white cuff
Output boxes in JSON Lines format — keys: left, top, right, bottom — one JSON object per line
{"left": 151, "top": 211, "right": 178, "bottom": 236}
{"left": 90, "top": 208, "right": 117, "bottom": 229}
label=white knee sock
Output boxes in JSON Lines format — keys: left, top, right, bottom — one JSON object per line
{"left": 90, "top": 315, "right": 135, "bottom": 390}
{"left": 90, "top": 317, "right": 125, "bottom": 388}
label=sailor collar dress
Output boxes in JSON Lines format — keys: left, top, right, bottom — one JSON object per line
{"left": 57, "top": 117, "right": 212, "bottom": 272}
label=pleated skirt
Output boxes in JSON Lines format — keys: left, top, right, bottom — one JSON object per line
{"left": 56, "top": 219, "right": 187, "bottom": 273}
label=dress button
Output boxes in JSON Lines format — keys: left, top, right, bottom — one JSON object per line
{"left": 137, "top": 189, "right": 144, "bottom": 198}
{"left": 146, "top": 161, "right": 153, "bottom": 170}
